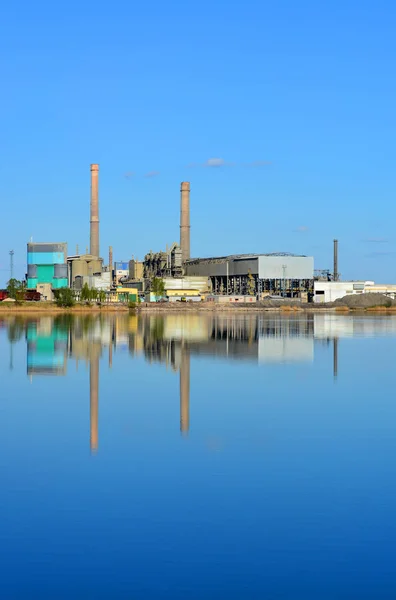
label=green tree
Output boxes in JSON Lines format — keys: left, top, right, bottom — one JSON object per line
{"left": 80, "top": 283, "right": 100, "bottom": 303}
{"left": 151, "top": 277, "right": 166, "bottom": 298}
{"left": 7, "top": 278, "right": 24, "bottom": 301}
{"left": 53, "top": 287, "right": 75, "bottom": 308}
{"left": 80, "top": 283, "right": 91, "bottom": 303}
{"left": 98, "top": 290, "right": 106, "bottom": 303}
{"left": 247, "top": 269, "right": 255, "bottom": 296}
{"left": 90, "top": 288, "right": 98, "bottom": 303}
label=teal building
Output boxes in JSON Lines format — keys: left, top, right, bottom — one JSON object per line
{"left": 27, "top": 242, "right": 68, "bottom": 290}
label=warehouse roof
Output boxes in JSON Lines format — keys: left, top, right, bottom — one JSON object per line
{"left": 186, "top": 252, "right": 308, "bottom": 264}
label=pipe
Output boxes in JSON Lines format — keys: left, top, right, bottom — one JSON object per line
{"left": 90, "top": 164, "right": 100, "bottom": 257}
{"left": 180, "top": 182, "right": 190, "bottom": 262}
{"left": 333, "top": 239, "right": 338, "bottom": 282}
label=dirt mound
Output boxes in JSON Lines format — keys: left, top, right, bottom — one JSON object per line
{"left": 334, "top": 293, "right": 396, "bottom": 308}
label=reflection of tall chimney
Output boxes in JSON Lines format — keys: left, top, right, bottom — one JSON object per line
{"left": 180, "top": 347, "right": 190, "bottom": 435}
{"left": 180, "top": 182, "right": 190, "bottom": 262}
{"left": 90, "top": 355, "right": 99, "bottom": 453}
{"left": 333, "top": 239, "right": 338, "bottom": 282}
{"left": 90, "top": 164, "right": 100, "bottom": 257}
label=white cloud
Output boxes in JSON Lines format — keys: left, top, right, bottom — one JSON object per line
{"left": 204, "top": 158, "right": 226, "bottom": 168}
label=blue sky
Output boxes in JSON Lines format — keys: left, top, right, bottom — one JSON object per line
{"left": 1, "top": 0, "right": 396, "bottom": 285}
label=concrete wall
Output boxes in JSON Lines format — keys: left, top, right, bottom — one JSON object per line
{"left": 163, "top": 277, "right": 210, "bottom": 292}
{"left": 186, "top": 255, "right": 313, "bottom": 280}
{"left": 258, "top": 256, "right": 314, "bottom": 280}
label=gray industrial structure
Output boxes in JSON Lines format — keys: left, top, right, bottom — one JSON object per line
{"left": 185, "top": 253, "right": 314, "bottom": 297}
{"left": 143, "top": 242, "right": 183, "bottom": 279}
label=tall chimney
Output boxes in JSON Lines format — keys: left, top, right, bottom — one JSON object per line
{"left": 109, "top": 245, "right": 113, "bottom": 272}
{"left": 90, "top": 164, "right": 100, "bottom": 257}
{"left": 333, "top": 239, "right": 338, "bottom": 282}
{"left": 180, "top": 182, "right": 190, "bottom": 262}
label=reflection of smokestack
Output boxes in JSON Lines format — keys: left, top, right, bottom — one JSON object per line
{"left": 180, "top": 347, "right": 190, "bottom": 435}
{"left": 90, "top": 164, "right": 100, "bottom": 257}
{"left": 333, "top": 337, "right": 338, "bottom": 380}
{"left": 333, "top": 239, "right": 338, "bottom": 282}
{"left": 180, "top": 182, "right": 190, "bottom": 262}
{"left": 90, "top": 356, "right": 99, "bottom": 452}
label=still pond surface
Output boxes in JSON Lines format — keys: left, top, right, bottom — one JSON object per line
{"left": 1, "top": 313, "right": 396, "bottom": 599}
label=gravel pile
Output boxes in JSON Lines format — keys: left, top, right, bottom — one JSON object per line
{"left": 333, "top": 293, "right": 396, "bottom": 308}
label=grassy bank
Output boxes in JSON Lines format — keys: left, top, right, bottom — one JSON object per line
{"left": 2, "top": 301, "right": 396, "bottom": 315}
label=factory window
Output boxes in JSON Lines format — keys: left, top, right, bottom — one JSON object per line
{"left": 315, "top": 291, "right": 325, "bottom": 295}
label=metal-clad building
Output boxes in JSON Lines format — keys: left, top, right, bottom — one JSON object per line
{"left": 27, "top": 242, "right": 68, "bottom": 291}
{"left": 185, "top": 253, "right": 313, "bottom": 297}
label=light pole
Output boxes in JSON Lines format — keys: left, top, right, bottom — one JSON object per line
{"left": 282, "top": 264, "right": 287, "bottom": 298}
{"left": 9, "top": 250, "right": 14, "bottom": 280}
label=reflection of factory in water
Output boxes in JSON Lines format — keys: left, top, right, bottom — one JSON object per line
{"left": 26, "top": 318, "right": 69, "bottom": 376}
{"left": 23, "top": 312, "right": 396, "bottom": 445}
{"left": 133, "top": 314, "right": 316, "bottom": 367}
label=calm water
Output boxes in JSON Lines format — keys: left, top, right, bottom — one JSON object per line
{"left": 1, "top": 312, "right": 396, "bottom": 599}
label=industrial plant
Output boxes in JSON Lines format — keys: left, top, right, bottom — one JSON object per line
{"left": 2, "top": 162, "right": 394, "bottom": 305}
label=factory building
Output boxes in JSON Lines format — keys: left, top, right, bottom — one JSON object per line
{"left": 27, "top": 242, "right": 68, "bottom": 300}
{"left": 185, "top": 253, "right": 314, "bottom": 298}
{"left": 114, "top": 261, "right": 129, "bottom": 284}
{"left": 129, "top": 258, "right": 144, "bottom": 281}
{"left": 67, "top": 254, "right": 104, "bottom": 290}
{"left": 314, "top": 280, "right": 396, "bottom": 303}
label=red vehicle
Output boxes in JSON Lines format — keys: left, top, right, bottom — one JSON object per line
{"left": 24, "top": 290, "right": 41, "bottom": 301}
{"left": 0, "top": 289, "right": 41, "bottom": 301}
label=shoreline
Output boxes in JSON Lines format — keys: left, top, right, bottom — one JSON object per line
{"left": 1, "top": 303, "right": 396, "bottom": 315}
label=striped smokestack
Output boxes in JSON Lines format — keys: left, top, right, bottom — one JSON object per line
{"left": 180, "top": 182, "right": 190, "bottom": 262}
{"left": 90, "top": 164, "right": 99, "bottom": 257}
